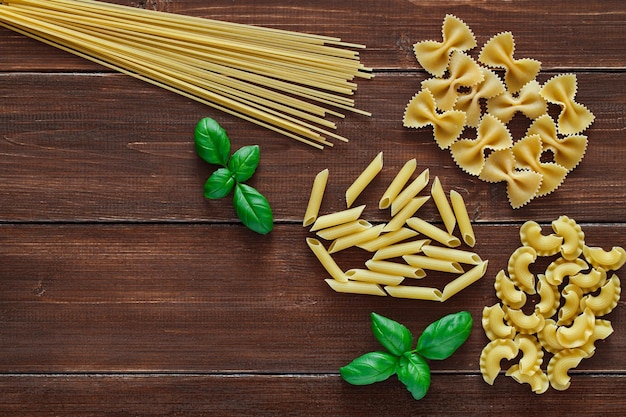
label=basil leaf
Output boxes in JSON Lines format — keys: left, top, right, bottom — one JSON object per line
{"left": 194, "top": 117, "right": 231, "bottom": 166}
{"left": 228, "top": 145, "right": 260, "bottom": 183}
{"left": 416, "top": 311, "right": 473, "bottom": 360}
{"left": 397, "top": 353, "right": 431, "bottom": 400}
{"left": 204, "top": 167, "right": 235, "bottom": 199}
{"left": 233, "top": 183, "right": 273, "bottom": 234}
{"left": 340, "top": 351, "right": 399, "bottom": 386}
{"left": 371, "top": 312, "right": 413, "bottom": 356}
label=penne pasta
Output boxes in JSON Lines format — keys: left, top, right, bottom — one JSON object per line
{"left": 431, "top": 176, "right": 456, "bottom": 234}
{"left": 325, "top": 279, "right": 387, "bottom": 296}
{"left": 328, "top": 223, "right": 385, "bottom": 253}
{"left": 316, "top": 219, "right": 372, "bottom": 241}
{"left": 310, "top": 204, "right": 365, "bottom": 231}
{"left": 303, "top": 168, "right": 329, "bottom": 227}
{"left": 383, "top": 196, "right": 430, "bottom": 232}
{"left": 406, "top": 217, "right": 461, "bottom": 247}
{"left": 365, "top": 259, "right": 426, "bottom": 279}
{"left": 345, "top": 269, "right": 405, "bottom": 286}
{"left": 306, "top": 238, "right": 348, "bottom": 282}
{"left": 403, "top": 254, "right": 464, "bottom": 274}
{"left": 384, "top": 285, "right": 443, "bottom": 301}
{"left": 372, "top": 239, "right": 431, "bottom": 260}
{"left": 449, "top": 190, "right": 476, "bottom": 247}
{"left": 391, "top": 168, "right": 429, "bottom": 216}
{"left": 357, "top": 227, "right": 418, "bottom": 252}
{"left": 441, "top": 260, "right": 488, "bottom": 301}
{"left": 421, "top": 245, "right": 482, "bottom": 265}
{"left": 345, "top": 151, "right": 383, "bottom": 208}
{"left": 379, "top": 158, "right": 417, "bottom": 209}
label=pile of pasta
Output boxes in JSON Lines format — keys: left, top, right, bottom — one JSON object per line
{"left": 403, "top": 15, "right": 594, "bottom": 209}
{"left": 480, "top": 216, "right": 625, "bottom": 393}
{"left": 303, "top": 152, "right": 488, "bottom": 301}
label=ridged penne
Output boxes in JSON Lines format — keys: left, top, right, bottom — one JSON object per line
{"left": 371, "top": 239, "right": 431, "bottom": 260}
{"left": 324, "top": 279, "right": 387, "bottom": 296}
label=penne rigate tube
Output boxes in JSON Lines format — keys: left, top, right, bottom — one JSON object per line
{"left": 303, "top": 168, "right": 329, "bottom": 227}
{"left": 379, "top": 158, "right": 417, "bottom": 209}
{"left": 372, "top": 239, "right": 432, "bottom": 260}
{"left": 431, "top": 176, "right": 457, "bottom": 235}
{"left": 357, "top": 227, "right": 418, "bottom": 252}
{"left": 391, "top": 168, "right": 430, "bottom": 216}
{"left": 325, "top": 279, "right": 387, "bottom": 296}
{"left": 310, "top": 204, "right": 365, "bottom": 231}
{"left": 366, "top": 259, "right": 426, "bottom": 279}
{"left": 316, "top": 219, "right": 372, "bottom": 241}
{"left": 345, "top": 269, "right": 405, "bottom": 286}
{"left": 345, "top": 151, "right": 383, "bottom": 208}
{"left": 384, "top": 285, "right": 443, "bottom": 301}
{"left": 450, "top": 190, "right": 476, "bottom": 247}
{"left": 421, "top": 245, "right": 482, "bottom": 265}
{"left": 328, "top": 223, "right": 385, "bottom": 253}
{"left": 306, "top": 238, "right": 348, "bottom": 282}
{"left": 403, "top": 255, "right": 464, "bottom": 274}
{"left": 383, "top": 196, "right": 430, "bottom": 232}
{"left": 441, "top": 260, "right": 488, "bottom": 301}
{"left": 406, "top": 217, "right": 461, "bottom": 247}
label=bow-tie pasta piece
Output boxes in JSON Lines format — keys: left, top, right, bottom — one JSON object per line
{"left": 487, "top": 80, "right": 547, "bottom": 124}
{"left": 450, "top": 114, "right": 513, "bottom": 176}
{"left": 479, "top": 149, "right": 542, "bottom": 209}
{"left": 455, "top": 67, "right": 506, "bottom": 127}
{"left": 512, "top": 135, "right": 568, "bottom": 197}
{"left": 413, "top": 14, "right": 477, "bottom": 77}
{"left": 403, "top": 88, "right": 466, "bottom": 149}
{"left": 479, "top": 32, "right": 541, "bottom": 94}
{"left": 526, "top": 115, "right": 588, "bottom": 171}
{"left": 422, "top": 51, "right": 484, "bottom": 111}
{"left": 540, "top": 74, "right": 595, "bottom": 135}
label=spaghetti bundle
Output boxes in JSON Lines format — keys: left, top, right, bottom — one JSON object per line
{"left": 0, "top": 0, "right": 372, "bottom": 148}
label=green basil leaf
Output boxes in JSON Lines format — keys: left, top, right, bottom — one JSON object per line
{"left": 340, "top": 351, "right": 399, "bottom": 386}
{"left": 194, "top": 117, "right": 231, "bottom": 166}
{"left": 416, "top": 311, "right": 473, "bottom": 360}
{"left": 397, "top": 352, "right": 431, "bottom": 400}
{"left": 370, "top": 312, "right": 413, "bottom": 356}
{"left": 228, "top": 145, "right": 260, "bottom": 183}
{"left": 204, "top": 168, "right": 235, "bottom": 199}
{"left": 233, "top": 183, "right": 273, "bottom": 234}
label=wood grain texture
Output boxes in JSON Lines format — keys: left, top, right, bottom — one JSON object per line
{"left": 0, "top": 0, "right": 625, "bottom": 415}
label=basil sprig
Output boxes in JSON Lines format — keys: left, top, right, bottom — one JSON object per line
{"left": 340, "top": 311, "right": 472, "bottom": 400}
{"left": 194, "top": 117, "right": 273, "bottom": 234}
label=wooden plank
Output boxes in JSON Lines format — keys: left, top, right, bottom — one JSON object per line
{"left": 1, "top": 224, "right": 624, "bottom": 373}
{"left": 0, "top": 374, "right": 624, "bottom": 416}
{"left": 0, "top": 72, "right": 624, "bottom": 222}
{"left": 0, "top": 0, "right": 625, "bottom": 70}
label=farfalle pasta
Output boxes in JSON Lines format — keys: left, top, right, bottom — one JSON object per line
{"left": 404, "top": 16, "right": 594, "bottom": 208}
{"left": 480, "top": 216, "right": 624, "bottom": 393}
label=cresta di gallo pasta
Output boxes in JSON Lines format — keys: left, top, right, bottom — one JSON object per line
{"left": 404, "top": 15, "right": 594, "bottom": 209}
{"left": 303, "top": 152, "right": 487, "bottom": 301}
{"left": 480, "top": 216, "right": 625, "bottom": 393}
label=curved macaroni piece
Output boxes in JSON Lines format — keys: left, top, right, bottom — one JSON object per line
{"left": 505, "top": 365, "right": 549, "bottom": 394}
{"left": 555, "top": 307, "right": 595, "bottom": 349}
{"left": 557, "top": 284, "right": 584, "bottom": 326}
{"left": 536, "top": 274, "right": 560, "bottom": 318}
{"left": 455, "top": 67, "right": 506, "bottom": 127}
{"left": 482, "top": 303, "right": 516, "bottom": 341}
{"left": 583, "top": 246, "right": 626, "bottom": 271}
{"left": 519, "top": 220, "right": 563, "bottom": 257}
{"left": 552, "top": 216, "right": 585, "bottom": 260}
{"left": 494, "top": 270, "right": 527, "bottom": 309}
{"left": 503, "top": 305, "right": 545, "bottom": 335}
{"left": 536, "top": 319, "right": 564, "bottom": 355}
{"left": 547, "top": 348, "right": 587, "bottom": 391}
{"left": 403, "top": 88, "right": 466, "bottom": 149}
{"left": 570, "top": 267, "right": 606, "bottom": 293}
{"left": 422, "top": 51, "right": 484, "bottom": 111}
{"left": 413, "top": 14, "right": 477, "bottom": 77}
{"left": 579, "top": 319, "right": 614, "bottom": 359}
{"left": 545, "top": 257, "right": 588, "bottom": 286}
{"left": 478, "top": 149, "right": 542, "bottom": 209}
{"left": 580, "top": 274, "right": 621, "bottom": 317}
{"left": 450, "top": 114, "right": 513, "bottom": 176}
{"left": 487, "top": 80, "right": 547, "bottom": 123}
{"left": 478, "top": 31, "right": 541, "bottom": 93}
{"left": 480, "top": 338, "right": 519, "bottom": 385}
{"left": 507, "top": 246, "right": 538, "bottom": 295}
{"left": 539, "top": 74, "right": 595, "bottom": 135}
{"left": 526, "top": 115, "right": 587, "bottom": 171}
{"left": 514, "top": 334, "right": 544, "bottom": 376}
{"left": 512, "top": 134, "right": 568, "bottom": 197}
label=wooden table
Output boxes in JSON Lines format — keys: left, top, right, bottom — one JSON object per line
{"left": 1, "top": 1, "right": 625, "bottom": 415}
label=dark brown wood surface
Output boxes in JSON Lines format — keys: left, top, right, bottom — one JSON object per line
{"left": 0, "top": 1, "right": 624, "bottom": 415}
